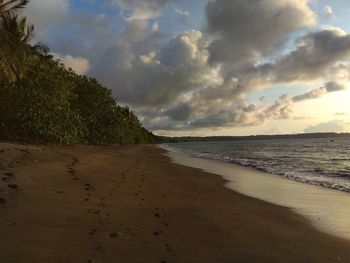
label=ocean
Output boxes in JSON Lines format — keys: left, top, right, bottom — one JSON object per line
{"left": 163, "top": 138, "right": 350, "bottom": 239}
{"left": 165, "top": 137, "right": 350, "bottom": 193}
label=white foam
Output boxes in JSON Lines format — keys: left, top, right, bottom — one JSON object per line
{"left": 162, "top": 145, "right": 350, "bottom": 241}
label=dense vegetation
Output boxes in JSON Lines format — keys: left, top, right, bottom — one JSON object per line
{"left": 0, "top": 0, "right": 158, "bottom": 144}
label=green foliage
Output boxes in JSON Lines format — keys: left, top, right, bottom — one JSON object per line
{"left": 0, "top": 0, "right": 158, "bottom": 145}
{"left": 0, "top": 1, "right": 38, "bottom": 82}
{"left": 0, "top": 60, "right": 82, "bottom": 143}
{"left": 0, "top": 59, "right": 158, "bottom": 145}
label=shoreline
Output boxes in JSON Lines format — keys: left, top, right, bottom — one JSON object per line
{"left": 163, "top": 144, "right": 350, "bottom": 240}
{"left": 0, "top": 143, "right": 350, "bottom": 262}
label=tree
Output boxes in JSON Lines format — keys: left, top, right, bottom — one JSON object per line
{"left": 0, "top": 0, "right": 36, "bottom": 82}
{"left": 0, "top": 0, "right": 159, "bottom": 145}
{"left": 0, "top": 60, "right": 85, "bottom": 144}
{"left": 0, "top": 0, "right": 28, "bottom": 16}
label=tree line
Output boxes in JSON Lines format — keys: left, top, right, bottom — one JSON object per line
{"left": 0, "top": 0, "right": 159, "bottom": 145}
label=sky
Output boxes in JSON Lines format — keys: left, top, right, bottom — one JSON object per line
{"left": 23, "top": 0, "right": 350, "bottom": 136}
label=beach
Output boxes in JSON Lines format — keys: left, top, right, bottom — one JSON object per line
{"left": 0, "top": 143, "right": 350, "bottom": 263}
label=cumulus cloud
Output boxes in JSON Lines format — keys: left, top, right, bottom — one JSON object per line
{"left": 111, "top": 2, "right": 349, "bottom": 133}
{"left": 53, "top": 53, "right": 91, "bottom": 75}
{"left": 25, "top": 0, "right": 350, "bottom": 134}
{"left": 94, "top": 25, "right": 216, "bottom": 107}
{"left": 147, "top": 75, "right": 349, "bottom": 131}
{"left": 271, "top": 28, "right": 350, "bottom": 82}
{"left": 206, "top": 0, "right": 316, "bottom": 67}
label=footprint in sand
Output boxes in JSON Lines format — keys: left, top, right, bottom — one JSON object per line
{"left": 8, "top": 184, "right": 18, "bottom": 190}
{"left": 164, "top": 244, "right": 173, "bottom": 253}
{"left": 153, "top": 230, "right": 163, "bottom": 236}
{"left": 95, "top": 244, "right": 102, "bottom": 251}
{"left": 109, "top": 232, "right": 118, "bottom": 238}
{"left": 97, "top": 202, "right": 106, "bottom": 208}
{"left": 85, "top": 183, "right": 95, "bottom": 191}
{"left": 89, "top": 229, "right": 98, "bottom": 236}
{"left": 4, "top": 172, "right": 14, "bottom": 178}
{"left": 93, "top": 241, "right": 103, "bottom": 253}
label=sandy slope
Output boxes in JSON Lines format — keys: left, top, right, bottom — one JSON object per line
{"left": 0, "top": 143, "right": 349, "bottom": 263}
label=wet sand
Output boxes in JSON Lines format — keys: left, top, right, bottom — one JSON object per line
{"left": 0, "top": 143, "right": 350, "bottom": 262}
{"left": 165, "top": 147, "right": 350, "bottom": 240}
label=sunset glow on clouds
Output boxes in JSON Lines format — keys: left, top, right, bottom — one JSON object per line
{"left": 24, "top": 0, "right": 350, "bottom": 135}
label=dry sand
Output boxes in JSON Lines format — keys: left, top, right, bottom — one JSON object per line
{"left": 0, "top": 143, "right": 349, "bottom": 263}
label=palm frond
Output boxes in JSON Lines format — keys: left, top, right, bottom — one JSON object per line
{"left": 0, "top": 0, "right": 29, "bottom": 17}
{"left": 0, "top": 6, "right": 38, "bottom": 82}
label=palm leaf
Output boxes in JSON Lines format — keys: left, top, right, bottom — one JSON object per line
{"left": 0, "top": 3, "right": 39, "bottom": 82}
{"left": 0, "top": 0, "right": 29, "bottom": 16}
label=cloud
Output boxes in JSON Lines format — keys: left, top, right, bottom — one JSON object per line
{"left": 148, "top": 76, "right": 349, "bottom": 131}
{"left": 24, "top": 0, "right": 350, "bottom": 135}
{"left": 114, "top": 0, "right": 175, "bottom": 20}
{"left": 292, "top": 81, "right": 347, "bottom": 102}
{"left": 270, "top": 28, "right": 350, "bottom": 82}
{"left": 93, "top": 25, "right": 215, "bottom": 107}
{"left": 323, "top": 5, "right": 334, "bottom": 18}
{"left": 165, "top": 103, "right": 191, "bottom": 121}
{"left": 23, "top": 0, "right": 69, "bottom": 38}
{"left": 174, "top": 8, "right": 190, "bottom": 19}
{"left": 107, "top": 2, "right": 349, "bottom": 133}
{"left": 304, "top": 120, "right": 348, "bottom": 133}
{"left": 206, "top": 0, "right": 316, "bottom": 66}
{"left": 53, "top": 53, "right": 91, "bottom": 75}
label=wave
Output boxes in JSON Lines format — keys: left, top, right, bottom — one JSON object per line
{"left": 188, "top": 150, "right": 350, "bottom": 193}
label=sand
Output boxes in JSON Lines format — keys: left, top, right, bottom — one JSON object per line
{"left": 0, "top": 143, "right": 349, "bottom": 263}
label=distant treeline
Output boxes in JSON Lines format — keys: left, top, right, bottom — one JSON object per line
{"left": 0, "top": 1, "right": 159, "bottom": 145}
{"left": 161, "top": 133, "right": 350, "bottom": 143}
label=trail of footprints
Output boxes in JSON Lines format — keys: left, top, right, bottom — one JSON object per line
{"left": 0, "top": 149, "right": 174, "bottom": 262}
{"left": 0, "top": 148, "right": 31, "bottom": 205}
{"left": 66, "top": 157, "right": 80, "bottom": 181}
{"left": 83, "top": 161, "right": 174, "bottom": 263}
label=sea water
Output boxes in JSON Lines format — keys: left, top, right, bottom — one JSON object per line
{"left": 162, "top": 138, "right": 350, "bottom": 240}
{"left": 165, "top": 138, "right": 350, "bottom": 193}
